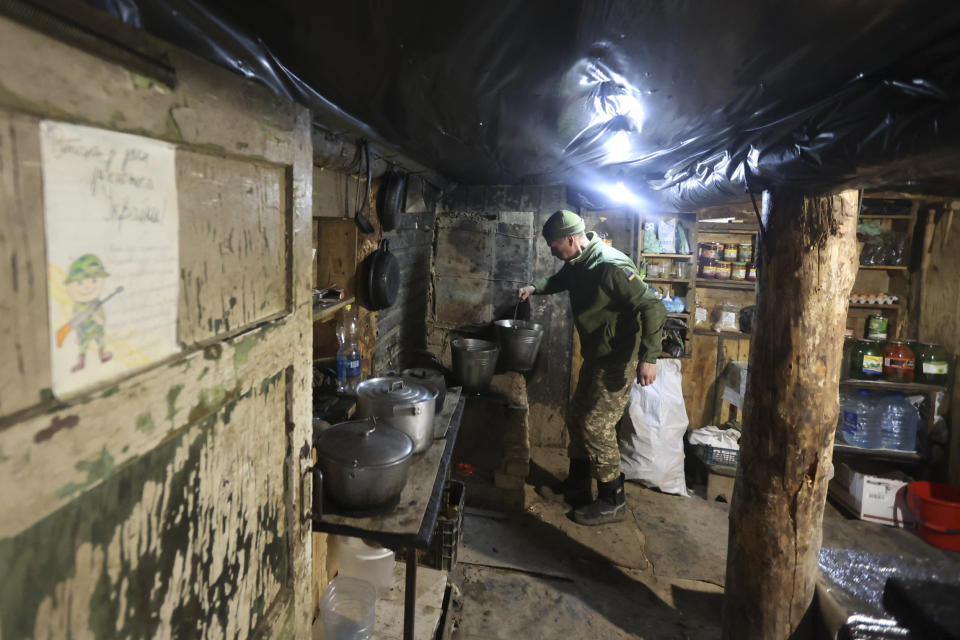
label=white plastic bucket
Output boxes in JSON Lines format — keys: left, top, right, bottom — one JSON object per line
{"left": 333, "top": 536, "right": 396, "bottom": 595}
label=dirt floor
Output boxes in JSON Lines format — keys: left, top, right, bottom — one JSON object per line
{"left": 446, "top": 446, "right": 958, "bottom": 640}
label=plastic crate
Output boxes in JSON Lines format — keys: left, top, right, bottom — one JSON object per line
{"left": 698, "top": 444, "right": 739, "bottom": 467}
{"left": 418, "top": 480, "right": 465, "bottom": 571}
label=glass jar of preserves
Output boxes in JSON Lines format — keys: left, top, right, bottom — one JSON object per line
{"left": 715, "top": 261, "right": 731, "bottom": 279}
{"left": 747, "top": 265, "right": 757, "bottom": 281}
{"left": 851, "top": 339, "right": 884, "bottom": 380}
{"left": 840, "top": 329, "right": 856, "bottom": 379}
{"left": 882, "top": 340, "right": 915, "bottom": 382}
{"left": 916, "top": 342, "right": 949, "bottom": 385}
{"left": 723, "top": 244, "right": 739, "bottom": 261}
{"left": 738, "top": 242, "right": 753, "bottom": 264}
{"left": 731, "top": 262, "right": 747, "bottom": 280}
{"left": 865, "top": 314, "right": 888, "bottom": 340}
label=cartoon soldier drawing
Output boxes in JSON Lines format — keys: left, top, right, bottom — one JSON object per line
{"left": 56, "top": 254, "right": 123, "bottom": 373}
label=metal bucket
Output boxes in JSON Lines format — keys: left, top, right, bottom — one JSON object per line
{"left": 451, "top": 338, "right": 499, "bottom": 393}
{"left": 493, "top": 320, "right": 544, "bottom": 371}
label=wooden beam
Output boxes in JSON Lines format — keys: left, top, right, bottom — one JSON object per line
{"left": 722, "top": 189, "right": 859, "bottom": 639}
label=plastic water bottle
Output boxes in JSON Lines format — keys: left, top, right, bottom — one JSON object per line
{"left": 877, "top": 392, "right": 919, "bottom": 451}
{"left": 841, "top": 390, "right": 879, "bottom": 448}
{"left": 336, "top": 304, "right": 362, "bottom": 393}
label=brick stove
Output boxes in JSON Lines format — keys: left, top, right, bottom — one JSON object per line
{"left": 451, "top": 371, "right": 530, "bottom": 512}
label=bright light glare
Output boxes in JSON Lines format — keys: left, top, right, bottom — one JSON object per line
{"left": 604, "top": 130, "right": 633, "bottom": 163}
{"left": 600, "top": 181, "right": 641, "bottom": 206}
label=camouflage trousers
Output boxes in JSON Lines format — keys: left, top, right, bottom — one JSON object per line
{"left": 567, "top": 357, "right": 637, "bottom": 482}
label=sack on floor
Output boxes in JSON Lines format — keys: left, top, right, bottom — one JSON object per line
{"left": 618, "top": 359, "right": 689, "bottom": 496}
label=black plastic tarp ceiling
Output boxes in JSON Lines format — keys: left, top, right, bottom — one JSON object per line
{"left": 88, "top": 0, "right": 960, "bottom": 211}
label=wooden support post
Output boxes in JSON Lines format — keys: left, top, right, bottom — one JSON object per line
{"left": 722, "top": 189, "right": 859, "bottom": 639}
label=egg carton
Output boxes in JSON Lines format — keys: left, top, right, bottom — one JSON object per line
{"left": 848, "top": 291, "right": 899, "bottom": 305}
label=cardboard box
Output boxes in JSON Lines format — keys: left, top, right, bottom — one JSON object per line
{"left": 828, "top": 462, "right": 909, "bottom": 526}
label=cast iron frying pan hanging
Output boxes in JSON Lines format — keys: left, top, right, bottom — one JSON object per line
{"left": 365, "top": 239, "right": 400, "bottom": 310}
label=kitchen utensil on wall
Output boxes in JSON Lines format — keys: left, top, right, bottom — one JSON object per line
{"left": 451, "top": 338, "right": 499, "bottom": 393}
{"left": 356, "top": 377, "right": 437, "bottom": 453}
{"left": 493, "top": 319, "right": 544, "bottom": 371}
{"left": 364, "top": 239, "right": 400, "bottom": 310}
{"left": 315, "top": 417, "right": 414, "bottom": 510}
{"left": 378, "top": 170, "right": 406, "bottom": 231}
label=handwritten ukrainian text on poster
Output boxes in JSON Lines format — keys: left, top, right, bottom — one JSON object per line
{"left": 40, "top": 121, "right": 180, "bottom": 397}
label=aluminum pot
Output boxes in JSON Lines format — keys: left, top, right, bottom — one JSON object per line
{"left": 451, "top": 338, "right": 499, "bottom": 393}
{"left": 315, "top": 417, "right": 414, "bottom": 510}
{"left": 401, "top": 367, "right": 447, "bottom": 413}
{"left": 493, "top": 319, "right": 544, "bottom": 371}
{"left": 356, "top": 377, "right": 437, "bottom": 453}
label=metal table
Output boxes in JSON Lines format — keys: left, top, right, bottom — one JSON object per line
{"left": 313, "top": 389, "right": 465, "bottom": 640}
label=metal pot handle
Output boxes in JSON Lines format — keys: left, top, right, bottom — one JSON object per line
{"left": 392, "top": 403, "right": 423, "bottom": 416}
{"left": 389, "top": 380, "right": 406, "bottom": 392}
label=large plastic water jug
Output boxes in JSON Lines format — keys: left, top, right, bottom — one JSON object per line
{"left": 333, "top": 536, "right": 396, "bottom": 595}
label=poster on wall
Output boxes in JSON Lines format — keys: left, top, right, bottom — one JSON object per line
{"left": 40, "top": 121, "right": 180, "bottom": 397}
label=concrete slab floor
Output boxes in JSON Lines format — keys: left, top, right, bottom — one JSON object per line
{"left": 447, "top": 446, "right": 957, "bottom": 640}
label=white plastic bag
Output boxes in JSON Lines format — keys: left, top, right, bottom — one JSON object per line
{"left": 618, "top": 359, "right": 689, "bottom": 496}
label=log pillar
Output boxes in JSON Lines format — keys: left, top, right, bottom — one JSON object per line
{"left": 722, "top": 189, "right": 859, "bottom": 639}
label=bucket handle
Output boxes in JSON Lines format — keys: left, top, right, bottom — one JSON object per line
{"left": 900, "top": 486, "right": 960, "bottom": 535}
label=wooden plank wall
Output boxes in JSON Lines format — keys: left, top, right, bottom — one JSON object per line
{"left": 0, "top": 13, "right": 314, "bottom": 639}
{"left": 919, "top": 204, "right": 960, "bottom": 483}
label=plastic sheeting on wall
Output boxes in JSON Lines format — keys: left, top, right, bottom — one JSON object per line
{"left": 84, "top": 0, "right": 960, "bottom": 210}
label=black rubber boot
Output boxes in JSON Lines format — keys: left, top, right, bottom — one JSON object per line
{"left": 573, "top": 473, "right": 626, "bottom": 525}
{"left": 537, "top": 458, "right": 592, "bottom": 507}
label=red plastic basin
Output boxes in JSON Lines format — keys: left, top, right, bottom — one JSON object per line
{"left": 905, "top": 481, "right": 960, "bottom": 551}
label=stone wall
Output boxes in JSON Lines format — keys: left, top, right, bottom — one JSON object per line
{"left": 429, "top": 185, "right": 575, "bottom": 448}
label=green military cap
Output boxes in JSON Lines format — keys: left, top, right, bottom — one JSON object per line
{"left": 542, "top": 209, "right": 585, "bottom": 241}
{"left": 65, "top": 253, "right": 109, "bottom": 283}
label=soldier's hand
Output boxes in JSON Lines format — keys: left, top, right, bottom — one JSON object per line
{"left": 517, "top": 285, "right": 535, "bottom": 301}
{"left": 637, "top": 362, "right": 657, "bottom": 387}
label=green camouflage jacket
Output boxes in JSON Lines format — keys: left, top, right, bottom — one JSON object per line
{"left": 533, "top": 232, "right": 666, "bottom": 364}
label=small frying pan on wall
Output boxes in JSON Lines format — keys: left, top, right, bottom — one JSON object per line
{"left": 378, "top": 170, "right": 407, "bottom": 231}
{"left": 365, "top": 239, "right": 400, "bottom": 310}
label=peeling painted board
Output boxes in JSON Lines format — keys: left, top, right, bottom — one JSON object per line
{"left": 177, "top": 151, "right": 289, "bottom": 344}
{"left": 0, "top": 17, "right": 300, "bottom": 164}
{"left": 0, "top": 111, "right": 51, "bottom": 417}
{"left": 0, "top": 378, "right": 290, "bottom": 640}
{"left": 0, "top": 318, "right": 302, "bottom": 540}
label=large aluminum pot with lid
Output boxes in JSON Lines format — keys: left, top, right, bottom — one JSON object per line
{"left": 401, "top": 367, "right": 447, "bottom": 413}
{"left": 315, "top": 417, "right": 414, "bottom": 510}
{"left": 356, "top": 377, "right": 437, "bottom": 453}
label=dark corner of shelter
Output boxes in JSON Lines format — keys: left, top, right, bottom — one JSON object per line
{"left": 2, "top": 2, "right": 960, "bottom": 639}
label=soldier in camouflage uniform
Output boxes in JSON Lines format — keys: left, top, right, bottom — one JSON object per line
{"left": 63, "top": 254, "right": 114, "bottom": 372}
{"left": 519, "top": 210, "right": 666, "bottom": 525}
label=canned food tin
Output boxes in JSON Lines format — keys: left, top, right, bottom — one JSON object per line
{"left": 723, "top": 244, "right": 739, "bottom": 261}
{"left": 738, "top": 242, "right": 753, "bottom": 263}
{"left": 715, "top": 261, "right": 731, "bottom": 279}
{"left": 866, "top": 314, "right": 888, "bottom": 340}
{"left": 731, "top": 262, "right": 747, "bottom": 280}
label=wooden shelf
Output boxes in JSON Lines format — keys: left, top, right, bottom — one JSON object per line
{"left": 848, "top": 303, "right": 900, "bottom": 310}
{"left": 859, "top": 215, "right": 913, "bottom": 221}
{"left": 839, "top": 378, "right": 946, "bottom": 394}
{"left": 832, "top": 442, "right": 922, "bottom": 463}
{"left": 642, "top": 253, "right": 693, "bottom": 260}
{"left": 696, "top": 279, "right": 755, "bottom": 290}
{"left": 313, "top": 296, "right": 355, "bottom": 323}
{"left": 858, "top": 265, "right": 908, "bottom": 271}
{"left": 667, "top": 312, "right": 690, "bottom": 318}
{"left": 645, "top": 277, "right": 690, "bottom": 284}
{"left": 697, "top": 224, "right": 758, "bottom": 235}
